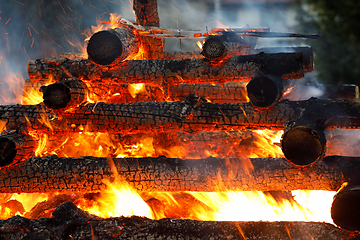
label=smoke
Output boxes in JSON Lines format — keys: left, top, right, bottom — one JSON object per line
{"left": 0, "top": 0, "right": 133, "bottom": 104}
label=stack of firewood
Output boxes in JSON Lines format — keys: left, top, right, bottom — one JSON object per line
{"left": 1, "top": 0, "right": 360, "bottom": 238}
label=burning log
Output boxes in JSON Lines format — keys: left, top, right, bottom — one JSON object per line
{"left": 202, "top": 34, "right": 249, "bottom": 62}
{"left": 27, "top": 52, "right": 304, "bottom": 85}
{"left": 1, "top": 155, "right": 360, "bottom": 193}
{"left": 40, "top": 79, "right": 88, "bottom": 110}
{"left": 0, "top": 201, "right": 355, "bottom": 240}
{"left": 133, "top": 0, "right": 163, "bottom": 59}
{"left": 246, "top": 75, "right": 283, "bottom": 108}
{"left": 281, "top": 120, "right": 326, "bottom": 166}
{"left": 3, "top": 98, "right": 360, "bottom": 134}
{"left": 0, "top": 131, "right": 36, "bottom": 167}
{"left": 331, "top": 184, "right": 360, "bottom": 231}
{"left": 87, "top": 28, "right": 140, "bottom": 65}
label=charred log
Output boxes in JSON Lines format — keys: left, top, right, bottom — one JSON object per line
{"left": 3, "top": 98, "right": 360, "bottom": 134}
{"left": 40, "top": 79, "right": 88, "bottom": 110}
{"left": 87, "top": 28, "right": 140, "bottom": 65}
{"left": 27, "top": 52, "right": 304, "bottom": 85}
{"left": 331, "top": 185, "right": 360, "bottom": 231}
{"left": 246, "top": 75, "right": 283, "bottom": 108}
{"left": 133, "top": 0, "right": 163, "bottom": 59}
{"left": 202, "top": 34, "right": 249, "bottom": 62}
{"left": 0, "top": 201, "right": 355, "bottom": 240}
{"left": 254, "top": 46, "right": 313, "bottom": 73}
{"left": 281, "top": 120, "right": 326, "bottom": 165}
{"left": 1, "top": 155, "right": 360, "bottom": 193}
{"left": 0, "top": 131, "right": 36, "bottom": 167}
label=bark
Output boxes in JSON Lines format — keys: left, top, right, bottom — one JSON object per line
{"left": 40, "top": 79, "right": 88, "bottom": 110}
{"left": 87, "top": 28, "right": 140, "bottom": 65}
{"left": 1, "top": 155, "right": 359, "bottom": 193}
{"left": 0, "top": 201, "right": 354, "bottom": 240}
{"left": 27, "top": 52, "right": 304, "bottom": 85}
{"left": 2, "top": 98, "right": 360, "bottom": 134}
{"left": 133, "top": 0, "right": 163, "bottom": 59}
{"left": 330, "top": 185, "right": 360, "bottom": 232}
{"left": 0, "top": 131, "right": 36, "bottom": 167}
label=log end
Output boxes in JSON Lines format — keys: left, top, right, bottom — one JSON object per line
{"left": 202, "top": 36, "right": 226, "bottom": 61}
{"left": 281, "top": 126, "right": 325, "bottom": 165}
{"left": 40, "top": 83, "right": 71, "bottom": 110}
{"left": 246, "top": 75, "right": 282, "bottom": 108}
{"left": 0, "top": 137, "right": 17, "bottom": 167}
{"left": 87, "top": 30, "right": 123, "bottom": 65}
{"left": 331, "top": 185, "right": 360, "bottom": 231}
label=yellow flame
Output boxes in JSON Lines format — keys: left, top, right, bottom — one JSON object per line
{"left": 128, "top": 83, "right": 146, "bottom": 98}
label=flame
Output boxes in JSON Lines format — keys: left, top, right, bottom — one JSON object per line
{"left": 84, "top": 13, "right": 123, "bottom": 42}
{"left": 128, "top": 83, "right": 146, "bottom": 98}
{"left": 1, "top": 188, "right": 336, "bottom": 224}
{"left": 197, "top": 40, "right": 203, "bottom": 50}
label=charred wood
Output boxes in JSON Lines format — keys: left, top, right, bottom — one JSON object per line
{"left": 0, "top": 201, "right": 355, "bottom": 240}
{"left": 3, "top": 98, "right": 360, "bottom": 134}
{"left": 253, "top": 46, "right": 313, "bottom": 73}
{"left": 281, "top": 119, "right": 326, "bottom": 166}
{"left": 87, "top": 28, "right": 140, "bottom": 65}
{"left": 1, "top": 155, "right": 360, "bottom": 193}
{"left": 133, "top": 0, "right": 163, "bottom": 59}
{"left": 202, "top": 34, "right": 249, "bottom": 62}
{"left": 331, "top": 184, "right": 360, "bottom": 231}
{"left": 40, "top": 79, "right": 88, "bottom": 110}
{"left": 246, "top": 75, "right": 283, "bottom": 108}
{"left": 27, "top": 52, "right": 304, "bottom": 85}
{"left": 0, "top": 131, "right": 36, "bottom": 167}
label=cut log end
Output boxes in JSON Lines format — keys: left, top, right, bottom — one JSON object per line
{"left": 40, "top": 83, "right": 71, "bottom": 110}
{"left": 0, "top": 138, "right": 16, "bottom": 167}
{"left": 281, "top": 126, "right": 325, "bottom": 166}
{"left": 246, "top": 75, "right": 282, "bottom": 108}
{"left": 331, "top": 185, "right": 360, "bottom": 231}
{"left": 202, "top": 36, "right": 226, "bottom": 61}
{"left": 87, "top": 30, "right": 123, "bottom": 65}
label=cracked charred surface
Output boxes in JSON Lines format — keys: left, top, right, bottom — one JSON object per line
{"left": 0, "top": 156, "right": 359, "bottom": 193}
{"left": 0, "top": 201, "right": 356, "bottom": 239}
{"left": 2, "top": 98, "right": 360, "bottom": 135}
{"left": 28, "top": 52, "right": 304, "bottom": 86}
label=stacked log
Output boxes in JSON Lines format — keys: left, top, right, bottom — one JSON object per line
{"left": 1, "top": 155, "right": 360, "bottom": 193}
{"left": 27, "top": 52, "right": 304, "bottom": 86}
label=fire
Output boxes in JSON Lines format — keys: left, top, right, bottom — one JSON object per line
{"left": 128, "top": 83, "right": 146, "bottom": 98}
{"left": 0, "top": 188, "right": 336, "bottom": 224}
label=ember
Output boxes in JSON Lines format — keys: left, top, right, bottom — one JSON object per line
{"left": 1, "top": 0, "right": 360, "bottom": 239}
